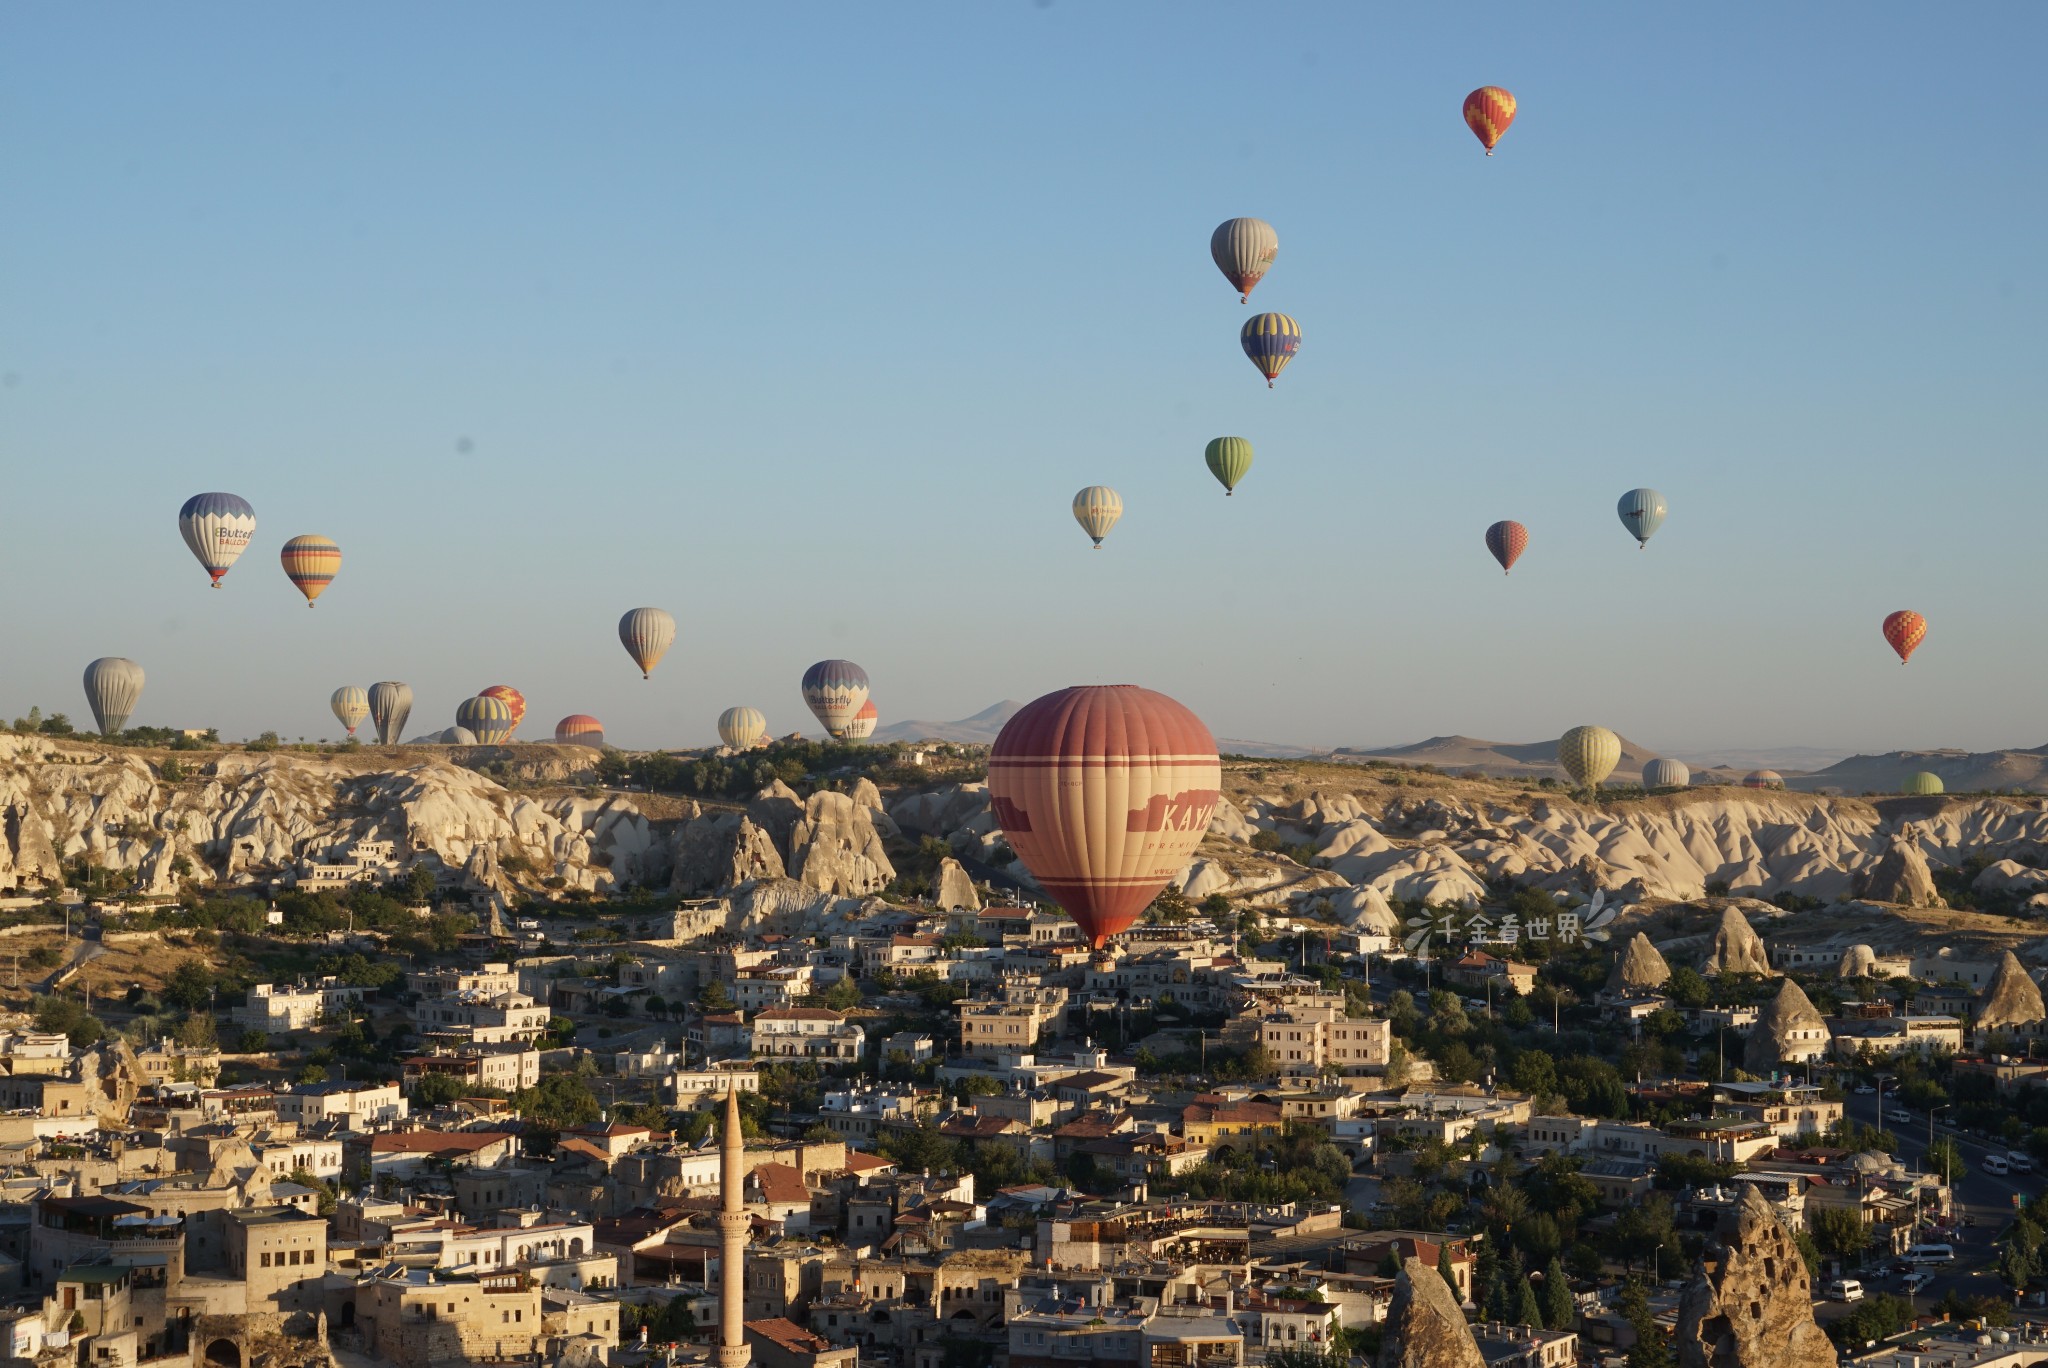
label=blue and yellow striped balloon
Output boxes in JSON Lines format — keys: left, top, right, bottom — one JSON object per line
{"left": 1240, "top": 313, "right": 1301, "bottom": 387}
{"left": 456, "top": 693, "right": 516, "bottom": 745}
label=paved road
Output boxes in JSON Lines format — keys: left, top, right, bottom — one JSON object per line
{"left": 1830, "top": 1089, "right": 2039, "bottom": 1313}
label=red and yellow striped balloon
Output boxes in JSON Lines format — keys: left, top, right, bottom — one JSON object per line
{"left": 1883, "top": 610, "right": 1926, "bottom": 665}
{"left": 480, "top": 685, "right": 527, "bottom": 737}
{"left": 1463, "top": 86, "right": 1517, "bottom": 155}
{"left": 279, "top": 535, "right": 341, "bottom": 606}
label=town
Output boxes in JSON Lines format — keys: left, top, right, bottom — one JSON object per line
{"left": 6, "top": 740, "right": 2048, "bottom": 1368}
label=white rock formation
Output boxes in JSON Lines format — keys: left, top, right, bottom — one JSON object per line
{"left": 1701, "top": 904, "right": 1771, "bottom": 976}
{"left": 933, "top": 857, "right": 981, "bottom": 911}
{"left": 787, "top": 790, "right": 896, "bottom": 896}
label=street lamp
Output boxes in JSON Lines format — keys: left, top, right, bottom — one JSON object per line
{"left": 1875, "top": 1073, "right": 1895, "bottom": 1142}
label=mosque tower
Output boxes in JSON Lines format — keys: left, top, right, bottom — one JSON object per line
{"left": 717, "top": 1083, "right": 752, "bottom": 1368}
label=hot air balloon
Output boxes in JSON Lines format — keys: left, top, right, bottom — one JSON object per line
{"left": 988, "top": 685, "right": 1221, "bottom": 949}
{"left": 279, "top": 535, "right": 341, "bottom": 605}
{"left": 1485, "top": 520, "right": 1529, "bottom": 575}
{"left": 1204, "top": 437, "right": 1254, "bottom": 496}
{"left": 368, "top": 681, "right": 413, "bottom": 745}
{"left": 1883, "top": 610, "right": 1926, "bottom": 665}
{"left": 1240, "top": 313, "right": 1301, "bottom": 387}
{"left": 1462, "top": 86, "right": 1517, "bottom": 154}
{"left": 1902, "top": 771, "right": 1944, "bottom": 796}
{"left": 456, "top": 694, "right": 515, "bottom": 745}
{"left": 1642, "top": 758, "right": 1690, "bottom": 790}
{"left": 718, "top": 707, "right": 767, "bottom": 750}
{"left": 1616, "top": 489, "right": 1667, "bottom": 549}
{"left": 82, "top": 658, "right": 144, "bottom": 736}
{"left": 1210, "top": 218, "right": 1278, "bottom": 303}
{"left": 842, "top": 699, "right": 878, "bottom": 741}
{"left": 1742, "top": 770, "right": 1784, "bottom": 790}
{"left": 444, "top": 727, "right": 479, "bottom": 746}
{"left": 178, "top": 492, "right": 257, "bottom": 587}
{"left": 479, "top": 685, "right": 526, "bottom": 738}
{"left": 802, "top": 660, "right": 870, "bottom": 739}
{"left": 1558, "top": 725, "right": 1621, "bottom": 789}
{"left": 555, "top": 715, "right": 606, "bottom": 747}
{"left": 619, "top": 608, "right": 676, "bottom": 679}
{"left": 1073, "top": 487, "right": 1123, "bottom": 548}
{"left": 331, "top": 685, "right": 369, "bottom": 738}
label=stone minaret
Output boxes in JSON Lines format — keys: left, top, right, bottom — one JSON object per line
{"left": 717, "top": 1084, "right": 752, "bottom": 1368}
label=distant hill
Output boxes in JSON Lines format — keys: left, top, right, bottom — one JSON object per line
{"left": 1334, "top": 733, "right": 1666, "bottom": 780}
{"left": 1788, "top": 744, "right": 2048, "bottom": 795}
{"left": 1671, "top": 745, "right": 1853, "bottom": 773}
{"left": 872, "top": 700, "right": 1024, "bottom": 745}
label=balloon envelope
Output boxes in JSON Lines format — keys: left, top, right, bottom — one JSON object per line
{"left": 1463, "top": 86, "right": 1517, "bottom": 153}
{"left": 1072, "top": 487, "right": 1123, "bottom": 547}
{"left": 1210, "top": 218, "right": 1278, "bottom": 302}
{"left": 1558, "top": 725, "right": 1621, "bottom": 788}
{"left": 1883, "top": 610, "right": 1926, "bottom": 665}
{"left": 842, "top": 699, "right": 878, "bottom": 741}
{"left": 368, "top": 681, "right": 413, "bottom": 745}
{"left": 1616, "top": 489, "right": 1667, "bottom": 548}
{"left": 1204, "top": 437, "right": 1253, "bottom": 495}
{"left": 1240, "top": 313, "right": 1301, "bottom": 386}
{"left": 83, "top": 658, "right": 145, "bottom": 736}
{"left": 1485, "top": 520, "right": 1529, "bottom": 574}
{"left": 1742, "top": 770, "right": 1784, "bottom": 790}
{"left": 555, "top": 715, "right": 605, "bottom": 748}
{"left": 456, "top": 694, "right": 515, "bottom": 745}
{"left": 331, "top": 685, "right": 369, "bottom": 737}
{"left": 802, "top": 660, "right": 870, "bottom": 738}
{"left": 718, "top": 707, "right": 768, "bottom": 750}
{"left": 179, "top": 492, "right": 257, "bottom": 586}
{"left": 479, "top": 685, "right": 527, "bottom": 737}
{"left": 1902, "top": 771, "right": 1944, "bottom": 796}
{"left": 1642, "top": 758, "right": 1690, "bottom": 790}
{"left": 987, "top": 685, "right": 1220, "bottom": 949}
{"left": 280, "top": 535, "right": 341, "bottom": 604}
{"left": 619, "top": 607, "right": 676, "bottom": 678}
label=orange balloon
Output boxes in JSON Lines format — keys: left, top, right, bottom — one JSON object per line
{"left": 1463, "top": 86, "right": 1517, "bottom": 154}
{"left": 988, "top": 685, "right": 1220, "bottom": 949}
{"left": 480, "top": 684, "right": 527, "bottom": 736}
{"left": 1882, "top": 610, "right": 1926, "bottom": 665}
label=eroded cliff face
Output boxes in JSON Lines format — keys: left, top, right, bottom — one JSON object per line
{"left": 891, "top": 777, "right": 2048, "bottom": 925}
{"left": 0, "top": 736, "right": 660, "bottom": 897}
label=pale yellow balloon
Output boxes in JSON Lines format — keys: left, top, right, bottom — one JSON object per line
{"left": 1558, "top": 725, "right": 1622, "bottom": 788}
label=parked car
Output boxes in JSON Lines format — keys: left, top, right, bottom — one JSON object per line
{"left": 1854, "top": 1083, "right": 1876, "bottom": 1095}
{"left": 1824, "top": 1279, "right": 1864, "bottom": 1302}
{"left": 1901, "top": 1271, "right": 1934, "bottom": 1294}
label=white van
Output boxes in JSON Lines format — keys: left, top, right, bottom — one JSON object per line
{"left": 1824, "top": 1279, "right": 1864, "bottom": 1302}
{"left": 1905, "top": 1244, "right": 1956, "bottom": 1263}
{"left": 1986, "top": 1155, "right": 2012, "bottom": 1176}
{"left": 2009, "top": 1151, "right": 2035, "bottom": 1173}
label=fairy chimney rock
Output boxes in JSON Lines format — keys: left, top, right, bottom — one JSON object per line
{"left": 1674, "top": 1184, "right": 1835, "bottom": 1368}
{"left": 1376, "top": 1256, "right": 1486, "bottom": 1368}
{"left": 1606, "top": 932, "right": 1672, "bottom": 994}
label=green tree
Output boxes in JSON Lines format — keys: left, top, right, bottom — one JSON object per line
{"left": 404, "top": 864, "right": 436, "bottom": 902}
{"left": 1925, "top": 1138, "right": 1964, "bottom": 1182}
{"left": 1618, "top": 1277, "right": 1672, "bottom": 1368}
{"left": 699, "top": 979, "right": 735, "bottom": 1012}
{"left": 1665, "top": 966, "right": 1710, "bottom": 1010}
{"left": 33, "top": 995, "right": 104, "bottom": 1047}
{"left": 1514, "top": 1278, "right": 1543, "bottom": 1328}
{"left": 162, "top": 959, "right": 216, "bottom": 1012}
{"left": 1809, "top": 1206, "right": 1871, "bottom": 1264}
{"left": 1540, "top": 1256, "right": 1574, "bottom": 1330}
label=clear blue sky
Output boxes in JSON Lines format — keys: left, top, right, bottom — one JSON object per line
{"left": 3, "top": 4, "right": 2042, "bottom": 756}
